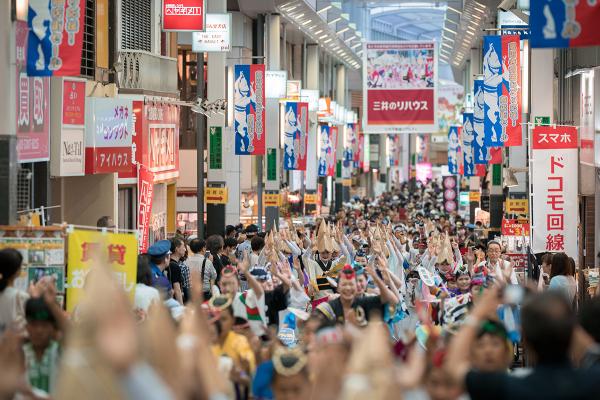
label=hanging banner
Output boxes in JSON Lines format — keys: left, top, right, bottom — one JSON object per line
{"left": 138, "top": 165, "right": 154, "bottom": 253}
{"left": 162, "top": 0, "right": 205, "bottom": 32}
{"left": 27, "top": 0, "right": 85, "bottom": 76}
{"left": 363, "top": 41, "right": 437, "bottom": 133}
{"left": 16, "top": 21, "right": 50, "bottom": 162}
{"left": 66, "top": 230, "right": 137, "bottom": 312}
{"left": 437, "top": 81, "right": 464, "bottom": 135}
{"left": 448, "top": 126, "right": 460, "bottom": 174}
{"left": 580, "top": 71, "right": 594, "bottom": 166}
{"left": 329, "top": 127, "right": 338, "bottom": 177}
{"left": 318, "top": 124, "right": 334, "bottom": 177}
{"left": 502, "top": 219, "right": 531, "bottom": 236}
{"left": 358, "top": 133, "right": 365, "bottom": 172}
{"left": 283, "top": 102, "right": 308, "bottom": 171}
{"left": 234, "top": 64, "right": 265, "bottom": 155}
{"left": 462, "top": 113, "right": 475, "bottom": 177}
{"left": 416, "top": 163, "right": 432, "bottom": 184}
{"left": 531, "top": 126, "right": 578, "bottom": 259}
{"left": 473, "top": 79, "right": 489, "bottom": 164}
{"left": 348, "top": 124, "right": 359, "bottom": 168}
{"left": 482, "top": 35, "right": 522, "bottom": 147}
{"left": 85, "top": 98, "right": 134, "bottom": 174}
{"left": 530, "top": 1, "right": 600, "bottom": 48}
{"left": 442, "top": 175, "right": 458, "bottom": 213}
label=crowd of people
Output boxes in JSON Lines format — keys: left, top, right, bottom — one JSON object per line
{"left": 2, "top": 180, "right": 600, "bottom": 399}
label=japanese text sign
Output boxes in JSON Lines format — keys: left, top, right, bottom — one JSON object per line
{"left": 192, "top": 13, "right": 231, "bottom": 52}
{"left": 62, "top": 79, "right": 86, "bottom": 125}
{"left": 502, "top": 219, "right": 531, "bottom": 236}
{"left": 138, "top": 165, "right": 154, "bottom": 253}
{"left": 363, "top": 41, "right": 437, "bottom": 133}
{"left": 66, "top": 230, "right": 137, "bottom": 312}
{"left": 234, "top": 64, "right": 266, "bottom": 155}
{"left": 531, "top": 126, "right": 578, "bottom": 259}
{"left": 205, "top": 187, "right": 228, "bottom": 204}
{"left": 85, "top": 98, "right": 133, "bottom": 174}
{"left": 146, "top": 103, "right": 180, "bottom": 182}
{"left": 162, "top": 0, "right": 205, "bottom": 32}
{"left": 27, "top": 0, "right": 85, "bottom": 76}
{"left": 16, "top": 21, "right": 50, "bottom": 162}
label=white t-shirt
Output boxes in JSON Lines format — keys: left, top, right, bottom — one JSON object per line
{"left": 187, "top": 254, "right": 217, "bottom": 292}
{"left": 134, "top": 283, "right": 160, "bottom": 312}
{"left": 0, "top": 286, "right": 29, "bottom": 334}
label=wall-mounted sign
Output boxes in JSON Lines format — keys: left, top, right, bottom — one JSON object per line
{"left": 265, "top": 70, "right": 287, "bottom": 99}
{"left": 146, "top": 103, "right": 180, "bottom": 182}
{"left": 59, "top": 128, "right": 85, "bottom": 176}
{"left": 162, "top": 0, "right": 205, "bottom": 32}
{"left": 62, "top": 79, "right": 86, "bottom": 125}
{"left": 85, "top": 98, "right": 133, "bottom": 174}
{"left": 506, "top": 198, "right": 529, "bottom": 215}
{"left": 304, "top": 193, "right": 318, "bottom": 204}
{"left": 209, "top": 126, "right": 222, "bottom": 169}
{"left": 192, "top": 13, "right": 231, "bottom": 52}
{"left": 264, "top": 193, "right": 281, "bottom": 207}
{"left": 205, "top": 187, "right": 228, "bottom": 204}
{"left": 300, "top": 89, "right": 319, "bottom": 111}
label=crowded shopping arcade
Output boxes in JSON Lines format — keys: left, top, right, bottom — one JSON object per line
{"left": 2, "top": 0, "right": 600, "bottom": 399}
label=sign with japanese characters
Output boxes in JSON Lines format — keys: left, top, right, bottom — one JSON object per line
{"left": 502, "top": 219, "right": 531, "bottom": 236}
{"left": 162, "top": 0, "right": 205, "bottom": 32}
{"left": 16, "top": 21, "right": 50, "bottom": 162}
{"left": 506, "top": 198, "right": 529, "bottom": 215}
{"left": 66, "top": 230, "right": 137, "bottom": 312}
{"left": 442, "top": 175, "right": 458, "bottom": 213}
{"left": 264, "top": 193, "right": 282, "bottom": 207}
{"left": 530, "top": 0, "right": 600, "bottom": 48}
{"left": 531, "top": 125, "right": 578, "bottom": 259}
{"left": 192, "top": 13, "right": 231, "bottom": 52}
{"left": 27, "top": 0, "right": 86, "bottom": 76}
{"left": 145, "top": 102, "right": 180, "bottom": 182}
{"left": 205, "top": 187, "right": 228, "bottom": 204}
{"left": 62, "top": 79, "right": 86, "bottom": 125}
{"left": 138, "top": 165, "right": 154, "bottom": 253}
{"left": 267, "top": 148, "right": 277, "bottom": 181}
{"left": 85, "top": 98, "right": 133, "bottom": 174}
{"left": 482, "top": 35, "right": 522, "bottom": 147}
{"left": 363, "top": 41, "right": 437, "bottom": 133}
{"left": 209, "top": 126, "right": 222, "bottom": 169}
{"left": 473, "top": 79, "right": 489, "bottom": 164}
{"left": 283, "top": 102, "right": 309, "bottom": 171}
{"left": 234, "top": 64, "right": 266, "bottom": 155}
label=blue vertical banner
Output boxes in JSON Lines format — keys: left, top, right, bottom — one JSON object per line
{"left": 462, "top": 113, "right": 475, "bottom": 177}
{"left": 448, "top": 126, "right": 460, "bottom": 174}
{"left": 530, "top": 0, "right": 600, "bottom": 48}
{"left": 318, "top": 124, "right": 331, "bottom": 177}
{"left": 473, "top": 79, "right": 488, "bottom": 164}
{"left": 482, "top": 36, "right": 505, "bottom": 147}
{"left": 234, "top": 64, "right": 266, "bottom": 155}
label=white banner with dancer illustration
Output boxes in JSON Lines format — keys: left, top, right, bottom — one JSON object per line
{"left": 234, "top": 64, "right": 265, "bottom": 155}
{"left": 283, "top": 102, "right": 308, "bottom": 171}
{"left": 363, "top": 41, "right": 437, "bottom": 133}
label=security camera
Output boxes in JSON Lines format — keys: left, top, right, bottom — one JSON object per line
{"left": 498, "top": 0, "right": 516, "bottom": 11}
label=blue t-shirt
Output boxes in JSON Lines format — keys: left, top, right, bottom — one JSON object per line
{"left": 150, "top": 262, "right": 172, "bottom": 298}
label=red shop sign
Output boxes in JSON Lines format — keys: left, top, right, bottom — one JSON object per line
{"left": 62, "top": 79, "right": 86, "bottom": 125}
{"left": 162, "top": 0, "right": 205, "bottom": 32}
{"left": 501, "top": 218, "right": 530, "bottom": 236}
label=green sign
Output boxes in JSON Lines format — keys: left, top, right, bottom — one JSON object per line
{"left": 209, "top": 127, "right": 222, "bottom": 169}
{"left": 492, "top": 164, "right": 502, "bottom": 186}
{"left": 534, "top": 116, "right": 551, "bottom": 126}
{"left": 336, "top": 160, "right": 342, "bottom": 178}
{"left": 267, "top": 148, "right": 277, "bottom": 181}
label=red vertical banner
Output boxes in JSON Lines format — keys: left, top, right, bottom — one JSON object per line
{"left": 328, "top": 126, "right": 338, "bottom": 177}
{"left": 297, "top": 102, "right": 309, "bottom": 170}
{"left": 16, "top": 21, "right": 50, "bottom": 162}
{"left": 62, "top": 79, "right": 86, "bottom": 125}
{"left": 501, "top": 35, "right": 522, "bottom": 146}
{"left": 138, "top": 165, "right": 155, "bottom": 253}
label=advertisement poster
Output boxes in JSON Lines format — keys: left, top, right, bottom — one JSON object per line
{"left": 437, "top": 81, "right": 464, "bottom": 135}
{"left": 531, "top": 126, "right": 578, "bottom": 259}
{"left": 482, "top": 35, "right": 522, "bottom": 147}
{"left": 62, "top": 79, "right": 86, "bottom": 125}
{"left": 448, "top": 126, "right": 460, "bottom": 174}
{"left": 0, "top": 236, "right": 65, "bottom": 295}
{"left": 146, "top": 103, "right": 180, "bottom": 182}
{"left": 283, "top": 102, "right": 308, "bottom": 171}
{"left": 27, "top": 0, "right": 86, "bottom": 76}
{"left": 318, "top": 124, "right": 336, "bottom": 177}
{"left": 16, "top": 21, "right": 50, "bottom": 162}
{"left": 234, "top": 64, "right": 265, "bottom": 155}
{"left": 502, "top": 219, "right": 531, "bottom": 236}
{"left": 138, "top": 165, "right": 154, "bottom": 253}
{"left": 192, "top": 13, "right": 231, "bottom": 52}
{"left": 162, "top": 0, "right": 205, "bottom": 32}
{"left": 67, "top": 230, "right": 137, "bottom": 312}
{"left": 363, "top": 41, "right": 437, "bottom": 133}
{"left": 85, "top": 98, "right": 134, "bottom": 174}
{"left": 531, "top": 1, "right": 600, "bottom": 48}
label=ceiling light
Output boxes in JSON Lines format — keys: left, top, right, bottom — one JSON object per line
{"left": 445, "top": 19, "right": 459, "bottom": 26}
{"left": 337, "top": 27, "right": 350, "bottom": 35}
{"left": 293, "top": 13, "right": 305, "bottom": 19}
{"left": 442, "top": 42, "right": 453, "bottom": 49}
{"left": 317, "top": 5, "right": 332, "bottom": 14}
{"left": 443, "top": 27, "right": 457, "bottom": 35}
{"left": 314, "top": 29, "right": 323, "bottom": 35}
{"left": 351, "top": 42, "right": 361, "bottom": 49}
{"left": 284, "top": 5, "right": 299, "bottom": 12}
{"left": 443, "top": 35, "right": 455, "bottom": 43}
{"left": 319, "top": 34, "right": 328, "bottom": 39}
{"left": 323, "top": 38, "right": 332, "bottom": 44}
{"left": 345, "top": 35, "right": 357, "bottom": 42}
{"left": 302, "top": 19, "right": 313, "bottom": 26}
{"left": 328, "top": 17, "right": 342, "bottom": 24}
{"left": 446, "top": 6, "right": 462, "bottom": 14}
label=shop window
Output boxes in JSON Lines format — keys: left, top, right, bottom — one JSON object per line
{"left": 118, "top": 187, "right": 136, "bottom": 230}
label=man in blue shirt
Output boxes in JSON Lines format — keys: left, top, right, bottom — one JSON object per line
{"left": 147, "top": 240, "right": 173, "bottom": 299}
